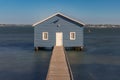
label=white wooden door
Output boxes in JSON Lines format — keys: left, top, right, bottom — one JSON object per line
{"left": 56, "top": 32, "right": 63, "bottom": 46}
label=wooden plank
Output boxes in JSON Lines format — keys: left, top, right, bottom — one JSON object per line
{"left": 46, "top": 46, "right": 71, "bottom": 80}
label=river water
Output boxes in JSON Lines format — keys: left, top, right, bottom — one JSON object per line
{"left": 0, "top": 27, "right": 120, "bottom": 80}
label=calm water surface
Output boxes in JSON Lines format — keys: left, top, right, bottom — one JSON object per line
{"left": 0, "top": 27, "right": 120, "bottom": 80}
{"left": 0, "top": 27, "right": 51, "bottom": 80}
{"left": 67, "top": 28, "right": 120, "bottom": 80}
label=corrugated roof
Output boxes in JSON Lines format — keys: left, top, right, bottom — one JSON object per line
{"left": 32, "top": 12, "right": 85, "bottom": 26}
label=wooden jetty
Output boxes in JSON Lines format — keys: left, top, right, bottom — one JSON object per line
{"left": 46, "top": 46, "right": 73, "bottom": 80}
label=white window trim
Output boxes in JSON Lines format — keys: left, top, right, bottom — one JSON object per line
{"left": 70, "top": 32, "right": 76, "bottom": 40}
{"left": 42, "top": 32, "right": 48, "bottom": 40}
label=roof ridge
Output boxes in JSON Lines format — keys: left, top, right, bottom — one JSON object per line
{"left": 33, "top": 12, "right": 85, "bottom": 26}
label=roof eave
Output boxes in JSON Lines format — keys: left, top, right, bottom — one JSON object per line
{"left": 32, "top": 12, "right": 85, "bottom": 27}
{"left": 32, "top": 13, "right": 60, "bottom": 27}
{"left": 57, "top": 13, "right": 85, "bottom": 26}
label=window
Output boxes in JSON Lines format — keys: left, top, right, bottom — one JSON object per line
{"left": 70, "top": 32, "right": 76, "bottom": 40}
{"left": 42, "top": 32, "right": 48, "bottom": 40}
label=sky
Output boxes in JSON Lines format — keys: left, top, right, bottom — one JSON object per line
{"left": 0, "top": 0, "right": 120, "bottom": 24}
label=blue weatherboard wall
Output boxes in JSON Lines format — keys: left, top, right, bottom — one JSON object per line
{"left": 34, "top": 14, "right": 84, "bottom": 47}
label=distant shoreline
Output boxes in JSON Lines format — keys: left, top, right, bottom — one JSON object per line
{"left": 0, "top": 24, "right": 120, "bottom": 28}
{"left": 85, "top": 24, "right": 120, "bottom": 28}
{"left": 0, "top": 24, "right": 32, "bottom": 27}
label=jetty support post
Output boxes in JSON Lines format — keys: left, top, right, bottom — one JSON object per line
{"left": 74, "top": 46, "right": 84, "bottom": 51}
{"left": 35, "top": 47, "right": 39, "bottom": 51}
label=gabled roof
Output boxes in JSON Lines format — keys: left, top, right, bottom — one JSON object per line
{"left": 32, "top": 12, "right": 85, "bottom": 26}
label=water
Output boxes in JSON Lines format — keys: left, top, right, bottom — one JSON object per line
{"left": 0, "top": 27, "right": 52, "bottom": 80}
{"left": 0, "top": 27, "right": 120, "bottom": 80}
{"left": 67, "top": 28, "right": 120, "bottom": 80}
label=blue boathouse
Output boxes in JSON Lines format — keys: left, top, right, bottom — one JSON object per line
{"left": 33, "top": 13, "right": 85, "bottom": 50}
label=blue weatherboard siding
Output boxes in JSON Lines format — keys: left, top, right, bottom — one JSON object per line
{"left": 34, "top": 14, "right": 84, "bottom": 47}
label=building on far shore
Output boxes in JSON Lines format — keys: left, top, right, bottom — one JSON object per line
{"left": 33, "top": 12, "right": 85, "bottom": 51}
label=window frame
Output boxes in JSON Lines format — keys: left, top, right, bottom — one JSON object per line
{"left": 42, "top": 32, "right": 48, "bottom": 40}
{"left": 70, "top": 32, "right": 76, "bottom": 40}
